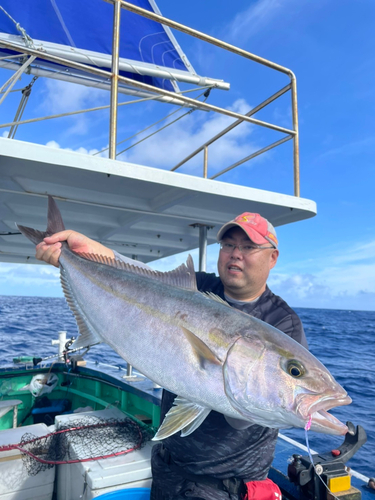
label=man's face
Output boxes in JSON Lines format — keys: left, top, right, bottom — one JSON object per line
{"left": 217, "top": 227, "right": 279, "bottom": 301}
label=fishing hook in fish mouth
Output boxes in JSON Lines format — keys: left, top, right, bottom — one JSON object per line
{"left": 308, "top": 395, "right": 352, "bottom": 417}
{"left": 305, "top": 415, "right": 312, "bottom": 431}
{"left": 296, "top": 392, "right": 351, "bottom": 419}
{"left": 295, "top": 392, "right": 351, "bottom": 433}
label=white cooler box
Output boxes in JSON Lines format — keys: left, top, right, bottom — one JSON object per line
{"left": 0, "top": 423, "right": 55, "bottom": 500}
{"left": 55, "top": 408, "right": 153, "bottom": 500}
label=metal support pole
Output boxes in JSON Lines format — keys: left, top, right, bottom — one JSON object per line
{"left": 290, "top": 75, "right": 300, "bottom": 197}
{"left": 109, "top": 0, "right": 121, "bottom": 160}
{"left": 12, "top": 405, "right": 18, "bottom": 428}
{"left": 199, "top": 225, "right": 208, "bottom": 272}
{"left": 203, "top": 146, "right": 208, "bottom": 178}
{"left": 172, "top": 84, "right": 291, "bottom": 173}
{"left": 0, "top": 39, "right": 295, "bottom": 136}
{"left": 0, "top": 55, "right": 35, "bottom": 106}
{"left": 51, "top": 331, "right": 67, "bottom": 361}
{"left": 210, "top": 135, "right": 293, "bottom": 180}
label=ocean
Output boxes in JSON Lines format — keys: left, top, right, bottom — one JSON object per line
{"left": 0, "top": 296, "right": 373, "bottom": 478}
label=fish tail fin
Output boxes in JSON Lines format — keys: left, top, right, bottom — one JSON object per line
{"left": 16, "top": 196, "right": 66, "bottom": 245}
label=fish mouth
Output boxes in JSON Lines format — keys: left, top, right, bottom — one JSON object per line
{"left": 297, "top": 393, "right": 352, "bottom": 435}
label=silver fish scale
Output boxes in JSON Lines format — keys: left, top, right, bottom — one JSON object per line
{"left": 60, "top": 247, "right": 242, "bottom": 417}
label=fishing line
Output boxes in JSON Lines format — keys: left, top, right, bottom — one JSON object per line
{"left": 305, "top": 416, "right": 340, "bottom": 500}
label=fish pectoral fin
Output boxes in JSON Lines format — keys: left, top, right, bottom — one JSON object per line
{"left": 181, "top": 327, "right": 222, "bottom": 367}
{"left": 201, "top": 292, "right": 231, "bottom": 307}
{"left": 152, "top": 397, "right": 211, "bottom": 441}
{"left": 224, "top": 415, "right": 254, "bottom": 430}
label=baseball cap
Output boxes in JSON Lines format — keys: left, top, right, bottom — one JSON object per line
{"left": 216, "top": 212, "right": 278, "bottom": 248}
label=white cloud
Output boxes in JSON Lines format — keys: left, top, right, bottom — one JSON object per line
{"left": 118, "top": 99, "right": 256, "bottom": 176}
{"left": 2, "top": 130, "right": 9, "bottom": 138}
{"left": 225, "top": 0, "right": 284, "bottom": 43}
{"left": 332, "top": 240, "right": 375, "bottom": 266}
{"left": 44, "top": 140, "right": 108, "bottom": 157}
{"left": 37, "top": 96, "right": 258, "bottom": 176}
{"left": 314, "top": 137, "right": 375, "bottom": 162}
{"left": 270, "top": 239, "right": 375, "bottom": 310}
{"left": 32, "top": 94, "right": 262, "bottom": 175}
{"left": 279, "top": 239, "right": 375, "bottom": 291}
{"left": 42, "top": 80, "right": 106, "bottom": 115}
{"left": 150, "top": 237, "right": 375, "bottom": 311}
{"left": 269, "top": 272, "right": 375, "bottom": 311}
{"left": 37, "top": 79, "right": 109, "bottom": 137}
{"left": 0, "top": 263, "right": 60, "bottom": 288}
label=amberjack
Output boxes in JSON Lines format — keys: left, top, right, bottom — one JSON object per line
{"left": 17, "top": 196, "right": 351, "bottom": 439}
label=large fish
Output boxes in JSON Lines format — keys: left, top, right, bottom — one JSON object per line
{"left": 17, "top": 196, "right": 351, "bottom": 439}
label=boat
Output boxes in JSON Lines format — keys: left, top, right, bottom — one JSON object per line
{"left": 0, "top": 344, "right": 372, "bottom": 500}
{"left": 0, "top": 1, "right": 372, "bottom": 499}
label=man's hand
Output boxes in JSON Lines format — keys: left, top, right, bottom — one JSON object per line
{"left": 35, "top": 230, "right": 114, "bottom": 267}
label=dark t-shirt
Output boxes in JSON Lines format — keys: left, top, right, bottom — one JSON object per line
{"left": 151, "top": 273, "right": 307, "bottom": 496}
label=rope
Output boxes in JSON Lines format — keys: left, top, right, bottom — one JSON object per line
{"left": 0, "top": 53, "right": 27, "bottom": 62}
{"left": 0, "top": 6, "right": 34, "bottom": 48}
{"left": 117, "top": 107, "right": 194, "bottom": 156}
{"left": 8, "top": 76, "right": 38, "bottom": 139}
{"left": 101, "top": 88, "right": 211, "bottom": 158}
{"left": 0, "top": 55, "right": 36, "bottom": 105}
{"left": 0, "top": 87, "right": 28, "bottom": 96}
{"left": 0, "top": 85, "right": 213, "bottom": 130}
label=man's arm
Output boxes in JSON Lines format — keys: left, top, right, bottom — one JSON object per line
{"left": 36, "top": 231, "right": 115, "bottom": 267}
{"left": 36, "top": 230, "right": 151, "bottom": 271}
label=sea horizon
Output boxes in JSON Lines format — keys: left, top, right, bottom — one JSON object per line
{"left": 1, "top": 293, "right": 374, "bottom": 314}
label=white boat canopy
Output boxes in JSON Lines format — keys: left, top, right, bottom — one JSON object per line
{"left": 0, "top": 137, "right": 316, "bottom": 265}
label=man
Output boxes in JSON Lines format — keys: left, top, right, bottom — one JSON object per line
{"left": 35, "top": 211, "right": 307, "bottom": 500}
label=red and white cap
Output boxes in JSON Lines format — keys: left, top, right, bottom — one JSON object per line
{"left": 216, "top": 212, "right": 278, "bottom": 248}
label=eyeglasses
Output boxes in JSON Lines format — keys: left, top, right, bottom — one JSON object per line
{"left": 219, "top": 242, "right": 274, "bottom": 255}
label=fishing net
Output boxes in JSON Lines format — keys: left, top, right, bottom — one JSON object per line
{"left": 1, "top": 416, "right": 153, "bottom": 476}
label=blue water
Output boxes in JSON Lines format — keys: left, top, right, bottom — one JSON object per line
{"left": 0, "top": 296, "right": 373, "bottom": 478}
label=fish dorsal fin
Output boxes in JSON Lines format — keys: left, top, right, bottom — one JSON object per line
{"left": 60, "top": 267, "right": 102, "bottom": 350}
{"left": 75, "top": 252, "right": 198, "bottom": 291}
{"left": 152, "top": 397, "right": 211, "bottom": 440}
{"left": 202, "top": 292, "right": 231, "bottom": 307}
{"left": 181, "top": 326, "right": 222, "bottom": 367}
{"left": 47, "top": 195, "right": 65, "bottom": 235}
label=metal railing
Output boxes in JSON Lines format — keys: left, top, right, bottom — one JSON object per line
{"left": 113, "top": 0, "right": 300, "bottom": 196}
{"left": 0, "top": 0, "right": 301, "bottom": 196}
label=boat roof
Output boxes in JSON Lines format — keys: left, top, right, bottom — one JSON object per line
{"left": 0, "top": 137, "right": 316, "bottom": 264}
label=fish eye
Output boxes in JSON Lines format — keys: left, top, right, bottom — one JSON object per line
{"left": 286, "top": 360, "right": 305, "bottom": 378}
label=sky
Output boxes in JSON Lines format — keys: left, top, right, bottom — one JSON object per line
{"left": 0, "top": 0, "right": 374, "bottom": 311}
